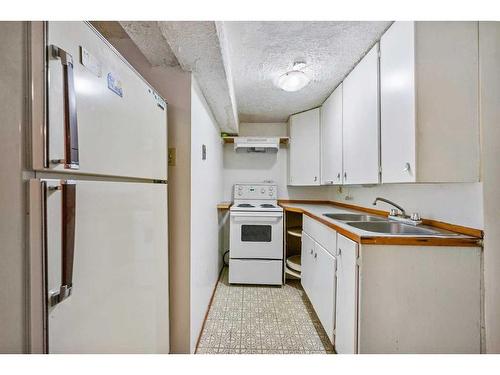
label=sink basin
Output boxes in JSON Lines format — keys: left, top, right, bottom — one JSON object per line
{"left": 323, "top": 213, "right": 387, "bottom": 222}
{"left": 346, "top": 221, "right": 440, "bottom": 235}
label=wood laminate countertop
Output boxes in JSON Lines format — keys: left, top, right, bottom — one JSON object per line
{"left": 217, "top": 202, "right": 232, "bottom": 210}
{"left": 279, "top": 202, "right": 482, "bottom": 247}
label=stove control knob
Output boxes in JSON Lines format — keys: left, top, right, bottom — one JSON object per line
{"left": 269, "top": 192, "right": 273, "bottom": 196}
{"left": 238, "top": 191, "right": 242, "bottom": 196}
{"left": 261, "top": 188, "right": 265, "bottom": 194}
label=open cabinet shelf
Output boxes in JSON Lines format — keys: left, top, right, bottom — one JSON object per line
{"left": 284, "top": 210, "right": 303, "bottom": 282}
{"left": 285, "top": 266, "right": 301, "bottom": 279}
{"left": 287, "top": 226, "right": 302, "bottom": 238}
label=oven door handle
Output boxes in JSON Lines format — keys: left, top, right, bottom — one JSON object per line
{"left": 231, "top": 215, "right": 282, "bottom": 223}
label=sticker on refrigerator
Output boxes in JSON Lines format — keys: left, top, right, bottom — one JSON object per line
{"left": 155, "top": 93, "right": 166, "bottom": 110}
{"left": 107, "top": 72, "right": 123, "bottom": 97}
{"left": 148, "top": 88, "right": 165, "bottom": 110}
{"left": 79, "top": 46, "right": 102, "bottom": 77}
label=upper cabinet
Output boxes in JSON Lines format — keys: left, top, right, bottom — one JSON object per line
{"left": 342, "top": 44, "right": 380, "bottom": 185}
{"left": 288, "top": 108, "right": 321, "bottom": 186}
{"left": 292, "top": 22, "right": 480, "bottom": 186}
{"left": 321, "top": 83, "right": 343, "bottom": 185}
{"left": 380, "top": 21, "right": 480, "bottom": 183}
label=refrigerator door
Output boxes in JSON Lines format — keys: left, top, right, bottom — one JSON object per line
{"left": 37, "top": 21, "right": 167, "bottom": 180}
{"left": 34, "top": 178, "right": 169, "bottom": 353}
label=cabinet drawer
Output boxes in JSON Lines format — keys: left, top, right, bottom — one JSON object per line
{"left": 303, "top": 215, "right": 337, "bottom": 255}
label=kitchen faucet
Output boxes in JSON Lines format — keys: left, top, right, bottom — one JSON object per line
{"left": 372, "top": 197, "right": 422, "bottom": 225}
{"left": 372, "top": 197, "right": 407, "bottom": 217}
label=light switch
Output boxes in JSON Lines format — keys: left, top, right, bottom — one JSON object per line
{"left": 168, "top": 148, "right": 176, "bottom": 166}
{"left": 202, "top": 144, "right": 207, "bottom": 160}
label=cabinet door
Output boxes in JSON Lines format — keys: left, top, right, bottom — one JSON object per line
{"left": 342, "top": 44, "right": 380, "bottom": 184}
{"left": 335, "top": 234, "right": 359, "bottom": 354}
{"left": 321, "top": 84, "right": 343, "bottom": 185}
{"left": 380, "top": 21, "right": 416, "bottom": 183}
{"left": 300, "top": 231, "right": 316, "bottom": 303}
{"left": 289, "top": 108, "right": 320, "bottom": 186}
{"left": 312, "top": 242, "right": 337, "bottom": 343}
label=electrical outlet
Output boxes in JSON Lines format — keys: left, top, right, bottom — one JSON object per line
{"left": 168, "top": 148, "right": 176, "bottom": 166}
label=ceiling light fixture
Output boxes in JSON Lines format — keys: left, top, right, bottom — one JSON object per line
{"left": 276, "top": 62, "right": 311, "bottom": 92}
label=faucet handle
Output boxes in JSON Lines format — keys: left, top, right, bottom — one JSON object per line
{"left": 389, "top": 208, "right": 399, "bottom": 216}
{"left": 410, "top": 212, "right": 421, "bottom": 221}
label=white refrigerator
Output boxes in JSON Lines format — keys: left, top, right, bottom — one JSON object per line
{"left": 26, "top": 21, "right": 169, "bottom": 353}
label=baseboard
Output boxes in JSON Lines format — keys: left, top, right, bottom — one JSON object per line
{"left": 194, "top": 266, "right": 225, "bottom": 353}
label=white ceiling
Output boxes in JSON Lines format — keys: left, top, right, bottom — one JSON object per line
{"left": 101, "top": 21, "right": 392, "bottom": 132}
{"left": 221, "top": 21, "right": 392, "bottom": 123}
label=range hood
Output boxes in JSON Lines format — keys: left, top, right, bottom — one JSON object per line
{"left": 234, "top": 137, "right": 280, "bottom": 153}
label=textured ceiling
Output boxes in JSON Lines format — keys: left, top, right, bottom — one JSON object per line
{"left": 156, "top": 22, "right": 239, "bottom": 131}
{"left": 221, "top": 21, "right": 392, "bottom": 122}
{"left": 120, "top": 22, "right": 179, "bottom": 67}
{"left": 92, "top": 21, "right": 129, "bottom": 39}
{"left": 120, "top": 21, "right": 239, "bottom": 132}
{"left": 96, "top": 21, "right": 393, "bottom": 131}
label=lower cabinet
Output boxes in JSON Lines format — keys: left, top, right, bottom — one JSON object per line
{"left": 334, "top": 234, "right": 359, "bottom": 354}
{"left": 300, "top": 232, "right": 315, "bottom": 304}
{"left": 300, "top": 217, "right": 481, "bottom": 354}
{"left": 301, "top": 229, "right": 337, "bottom": 343}
{"left": 312, "top": 242, "right": 337, "bottom": 343}
{"left": 357, "top": 244, "right": 482, "bottom": 353}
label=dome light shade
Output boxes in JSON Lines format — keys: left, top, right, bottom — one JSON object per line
{"left": 276, "top": 70, "right": 310, "bottom": 92}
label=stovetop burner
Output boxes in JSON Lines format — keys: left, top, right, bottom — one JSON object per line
{"left": 231, "top": 183, "right": 282, "bottom": 214}
{"left": 237, "top": 203, "right": 255, "bottom": 208}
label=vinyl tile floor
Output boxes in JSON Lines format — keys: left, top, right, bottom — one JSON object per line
{"left": 196, "top": 267, "right": 335, "bottom": 354}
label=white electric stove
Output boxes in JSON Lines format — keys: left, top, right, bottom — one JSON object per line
{"left": 229, "top": 183, "right": 284, "bottom": 285}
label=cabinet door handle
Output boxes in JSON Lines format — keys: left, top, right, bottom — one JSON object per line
{"left": 337, "top": 172, "right": 341, "bottom": 180}
{"left": 50, "top": 45, "right": 79, "bottom": 170}
{"left": 314, "top": 176, "right": 318, "bottom": 182}
{"left": 314, "top": 252, "right": 317, "bottom": 259}
{"left": 403, "top": 162, "right": 411, "bottom": 173}
{"left": 338, "top": 248, "right": 342, "bottom": 256}
{"left": 344, "top": 172, "right": 347, "bottom": 180}
{"left": 310, "top": 249, "right": 313, "bottom": 255}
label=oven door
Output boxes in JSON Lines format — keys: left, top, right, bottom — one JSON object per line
{"left": 230, "top": 211, "right": 283, "bottom": 259}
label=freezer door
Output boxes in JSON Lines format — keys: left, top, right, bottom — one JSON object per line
{"left": 34, "top": 179, "right": 169, "bottom": 353}
{"left": 37, "top": 21, "right": 167, "bottom": 180}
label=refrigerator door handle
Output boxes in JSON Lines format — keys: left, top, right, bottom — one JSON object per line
{"left": 50, "top": 45, "right": 79, "bottom": 170}
{"left": 49, "top": 181, "right": 77, "bottom": 307}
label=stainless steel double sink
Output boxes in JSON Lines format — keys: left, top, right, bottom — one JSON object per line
{"left": 323, "top": 213, "right": 443, "bottom": 236}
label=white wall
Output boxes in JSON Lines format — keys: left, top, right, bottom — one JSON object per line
{"left": 479, "top": 21, "right": 500, "bottom": 353}
{"left": 190, "top": 78, "right": 224, "bottom": 353}
{"left": 330, "top": 183, "right": 484, "bottom": 229}
{"left": 223, "top": 123, "right": 331, "bottom": 201}
{"left": 0, "top": 21, "right": 27, "bottom": 353}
